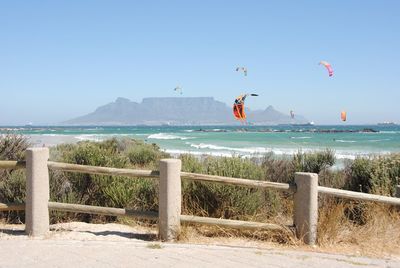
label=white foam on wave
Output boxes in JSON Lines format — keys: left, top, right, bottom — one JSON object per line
{"left": 290, "top": 136, "right": 312, "bottom": 139}
{"left": 335, "top": 154, "right": 356, "bottom": 160}
{"left": 86, "top": 127, "right": 104, "bottom": 131}
{"left": 148, "top": 133, "right": 193, "bottom": 140}
{"left": 188, "top": 143, "right": 268, "bottom": 154}
{"left": 335, "top": 150, "right": 393, "bottom": 160}
{"left": 184, "top": 142, "right": 385, "bottom": 160}
{"left": 74, "top": 134, "right": 104, "bottom": 142}
{"left": 165, "top": 147, "right": 366, "bottom": 160}
{"left": 335, "top": 139, "right": 357, "bottom": 143}
{"left": 72, "top": 133, "right": 133, "bottom": 141}
{"left": 367, "top": 138, "right": 391, "bottom": 142}
{"left": 379, "top": 131, "right": 400, "bottom": 134}
{"left": 41, "top": 134, "right": 65, "bottom": 137}
{"left": 164, "top": 149, "right": 234, "bottom": 158}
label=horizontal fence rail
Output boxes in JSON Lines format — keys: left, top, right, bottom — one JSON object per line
{"left": 48, "top": 202, "right": 158, "bottom": 220}
{"left": 47, "top": 161, "right": 160, "bottom": 178}
{"left": 0, "top": 202, "right": 25, "bottom": 211}
{"left": 0, "top": 160, "right": 26, "bottom": 170}
{"left": 180, "top": 215, "right": 290, "bottom": 232}
{"left": 318, "top": 186, "right": 400, "bottom": 206}
{"left": 181, "top": 172, "right": 295, "bottom": 193}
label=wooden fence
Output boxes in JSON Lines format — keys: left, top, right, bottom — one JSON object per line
{"left": 1, "top": 148, "right": 400, "bottom": 245}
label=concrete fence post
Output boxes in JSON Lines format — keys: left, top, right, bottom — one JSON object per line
{"left": 25, "top": 147, "right": 50, "bottom": 236}
{"left": 159, "top": 159, "right": 182, "bottom": 241}
{"left": 294, "top": 172, "right": 318, "bottom": 245}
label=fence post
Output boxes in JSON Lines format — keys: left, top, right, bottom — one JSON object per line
{"left": 294, "top": 172, "right": 318, "bottom": 245}
{"left": 25, "top": 147, "right": 50, "bottom": 236}
{"left": 159, "top": 159, "right": 182, "bottom": 241}
{"left": 396, "top": 185, "right": 400, "bottom": 198}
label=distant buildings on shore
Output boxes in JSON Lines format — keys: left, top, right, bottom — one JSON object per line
{"left": 377, "top": 121, "right": 397, "bottom": 126}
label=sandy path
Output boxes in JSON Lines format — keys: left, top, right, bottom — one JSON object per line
{"left": 0, "top": 222, "right": 398, "bottom": 268}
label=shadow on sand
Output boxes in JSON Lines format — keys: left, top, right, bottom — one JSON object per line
{"left": 77, "top": 230, "right": 158, "bottom": 241}
{"left": 0, "top": 228, "right": 26, "bottom": 236}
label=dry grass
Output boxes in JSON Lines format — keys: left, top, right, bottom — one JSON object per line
{"left": 176, "top": 199, "right": 400, "bottom": 258}
{"left": 178, "top": 224, "right": 298, "bottom": 250}
{"left": 317, "top": 198, "right": 400, "bottom": 257}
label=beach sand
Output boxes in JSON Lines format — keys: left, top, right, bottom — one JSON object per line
{"left": 0, "top": 222, "right": 399, "bottom": 267}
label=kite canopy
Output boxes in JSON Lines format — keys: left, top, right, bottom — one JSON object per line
{"left": 232, "top": 93, "right": 258, "bottom": 121}
{"left": 341, "top": 111, "right": 347, "bottom": 121}
{"left": 290, "top": 110, "right": 295, "bottom": 119}
{"left": 174, "top": 86, "right": 182, "bottom": 95}
{"left": 319, "top": 61, "right": 333, "bottom": 77}
{"left": 236, "top": 67, "right": 247, "bottom": 76}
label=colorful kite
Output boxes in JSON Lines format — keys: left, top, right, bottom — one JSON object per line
{"left": 233, "top": 93, "right": 258, "bottom": 121}
{"left": 319, "top": 61, "right": 333, "bottom": 77}
{"left": 174, "top": 86, "right": 182, "bottom": 95}
{"left": 236, "top": 67, "right": 247, "bottom": 76}
{"left": 341, "top": 111, "right": 347, "bottom": 121}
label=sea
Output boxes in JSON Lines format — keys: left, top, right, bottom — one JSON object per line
{"left": 1, "top": 125, "right": 400, "bottom": 162}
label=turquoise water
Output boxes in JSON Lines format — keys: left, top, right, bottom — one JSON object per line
{"left": 1, "top": 125, "right": 400, "bottom": 159}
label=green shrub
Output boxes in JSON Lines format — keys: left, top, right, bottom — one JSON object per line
{"left": 261, "top": 153, "right": 295, "bottom": 184}
{"left": 347, "top": 154, "right": 400, "bottom": 195}
{"left": 203, "top": 156, "right": 263, "bottom": 180}
{"left": 124, "top": 140, "right": 169, "bottom": 168}
{"left": 0, "top": 169, "right": 26, "bottom": 204}
{"left": 0, "top": 134, "right": 29, "bottom": 222}
{"left": 293, "top": 149, "right": 335, "bottom": 174}
{"left": 0, "top": 133, "right": 30, "bottom": 161}
{"left": 127, "top": 146, "right": 158, "bottom": 167}
{"left": 318, "top": 169, "right": 347, "bottom": 189}
{"left": 46, "top": 139, "right": 164, "bottom": 222}
{"left": 181, "top": 156, "right": 274, "bottom": 219}
{"left": 180, "top": 154, "right": 203, "bottom": 173}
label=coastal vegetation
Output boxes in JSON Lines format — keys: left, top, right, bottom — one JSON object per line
{"left": 0, "top": 135, "right": 399, "bottom": 253}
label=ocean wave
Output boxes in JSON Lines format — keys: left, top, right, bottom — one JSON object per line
{"left": 85, "top": 127, "right": 104, "bottom": 131}
{"left": 367, "top": 139, "right": 391, "bottom": 142}
{"left": 72, "top": 133, "right": 133, "bottom": 141}
{"left": 165, "top": 147, "right": 373, "bottom": 160}
{"left": 148, "top": 133, "right": 193, "bottom": 140}
{"left": 379, "top": 131, "right": 399, "bottom": 134}
{"left": 42, "top": 134, "right": 66, "bottom": 137}
{"left": 335, "top": 154, "right": 356, "bottom": 160}
{"left": 290, "top": 136, "right": 312, "bottom": 139}
{"left": 74, "top": 134, "right": 104, "bottom": 142}
{"left": 335, "top": 139, "right": 357, "bottom": 143}
{"left": 164, "top": 149, "right": 234, "bottom": 158}
{"left": 189, "top": 143, "right": 268, "bottom": 154}
{"left": 335, "top": 150, "right": 393, "bottom": 160}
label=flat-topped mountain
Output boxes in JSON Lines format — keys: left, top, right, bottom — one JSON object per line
{"left": 64, "top": 97, "right": 308, "bottom": 125}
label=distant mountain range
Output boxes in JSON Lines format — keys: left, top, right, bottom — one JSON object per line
{"left": 63, "top": 97, "right": 309, "bottom": 125}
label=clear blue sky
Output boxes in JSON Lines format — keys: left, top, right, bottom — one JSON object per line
{"left": 1, "top": 1, "right": 399, "bottom": 125}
